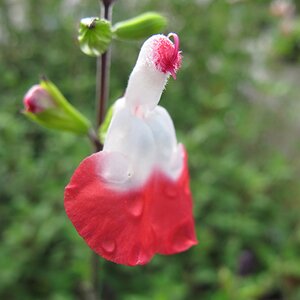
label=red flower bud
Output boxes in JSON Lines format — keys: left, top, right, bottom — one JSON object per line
{"left": 23, "top": 85, "right": 56, "bottom": 114}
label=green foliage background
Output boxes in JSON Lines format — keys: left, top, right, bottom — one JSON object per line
{"left": 1, "top": 0, "right": 300, "bottom": 299}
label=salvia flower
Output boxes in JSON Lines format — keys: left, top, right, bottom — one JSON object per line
{"left": 64, "top": 33, "right": 197, "bottom": 266}
{"left": 23, "top": 79, "right": 91, "bottom": 135}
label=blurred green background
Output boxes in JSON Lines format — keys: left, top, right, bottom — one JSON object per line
{"left": 1, "top": 0, "right": 300, "bottom": 299}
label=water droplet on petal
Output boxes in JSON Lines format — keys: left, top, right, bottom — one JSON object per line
{"left": 129, "top": 244, "right": 149, "bottom": 265}
{"left": 101, "top": 239, "right": 116, "bottom": 253}
{"left": 98, "top": 152, "right": 131, "bottom": 184}
{"left": 171, "top": 223, "right": 196, "bottom": 253}
{"left": 127, "top": 195, "right": 144, "bottom": 217}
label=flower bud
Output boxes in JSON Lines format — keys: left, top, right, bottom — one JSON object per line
{"left": 112, "top": 12, "right": 167, "bottom": 41}
{"left": 78, "top": 17, "right": 112, "bottom": 57}
{"left": 23, "top": 79, "right": 91, "bottom": 135}
{"left": 23, "top": 85, "right": 56, "bottom": 113}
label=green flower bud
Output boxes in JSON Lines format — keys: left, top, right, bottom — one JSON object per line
{"left": 112, "top": 12, "right": 167, "bottom": 41}
{"left": 23, "top": 79, "right": 91, "bottom": 135}
{"left": 78, "top": 17, "right": 112, "bottom": 57}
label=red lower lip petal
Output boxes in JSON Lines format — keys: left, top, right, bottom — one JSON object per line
{"left": 64, "top": 147, "right": 197, "bottom": 266}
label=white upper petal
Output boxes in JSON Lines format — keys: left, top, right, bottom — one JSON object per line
{"left": 102, "top": 98, "right": 183, "bottom": 188}
{"left": 125, "top": 35, "right": 170, "bottom": 113}
{"left": 144, "top": 105, "right": 183, "bottom": 179}
{"left": 125, "top": 66, "right": 168, "bottom": 113}
{"left": 104, "top": 98, "right": 156, "bottom": 187}
{"left": 100, "top": 34, "right": 184, "bottom": 188}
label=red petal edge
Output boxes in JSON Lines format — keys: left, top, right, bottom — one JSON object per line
{"left": 64, "top": 146, "right": 197, "bottom": 266}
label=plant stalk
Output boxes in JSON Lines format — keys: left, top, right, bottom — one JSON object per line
{"left": 90, "top": 1, "right": 114, "bottom": 299}
{"left": 96, "top": 0, "right": 114, "bottom": 127}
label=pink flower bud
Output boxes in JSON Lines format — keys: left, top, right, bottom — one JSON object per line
{"left": 23, "top": 85, "right": 56, "bottom": 114}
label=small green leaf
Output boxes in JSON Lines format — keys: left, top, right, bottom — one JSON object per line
{"left": 112, "top": 12, "right": 167, "bottom": 40}
{"left": 78, "top": 17, "right": 112, "bottom": 57}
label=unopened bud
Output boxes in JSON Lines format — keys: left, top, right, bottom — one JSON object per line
{"left": 78, "top": 17, "right": 112, "bottom": 57}
{"left": 112, "top": 12, "right": 167, "bottom": 41}
{"left": 23, "top": 79, "right": 91, "bottom": 135}
{"left": 23, "top": 85, "right": 56, "bottom": 114}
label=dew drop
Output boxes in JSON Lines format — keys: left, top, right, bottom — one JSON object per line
{"left": 127, "top": 195, "right": 144, "bottom": 217}
{"left": 101, "top": 239, "right": 116, "bottom": 253}
{"left": 129, "top": 245, "right": 149, "bottom": 265}
{"left": 171, "top": 223, "right": 196, "bottom": 252}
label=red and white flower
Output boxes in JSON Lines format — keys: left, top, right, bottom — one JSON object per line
{"left": 64, "top": 33, "right": 197, "bottom": 266}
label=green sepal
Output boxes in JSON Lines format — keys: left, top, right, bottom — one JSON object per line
{"left": 78, "top": 17, "right": 112, "bottom": 57}
{"left": 24, "top": 109, "right": 88, "bottom": 134}
{"left": 112, "top": 12, "right": 167, "bottom": 40}
{"left": 98, "top": 103, "right": 114, "bottom": 144}
{"left": 40, "top": 79, "right": 91, "bottom": 134}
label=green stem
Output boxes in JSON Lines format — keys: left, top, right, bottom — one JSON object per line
{"left": 91, "top": 1, "right": 115, "bottom": 299}
{"left": 96, "top": 1, "right": 114, "bottom": 127}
